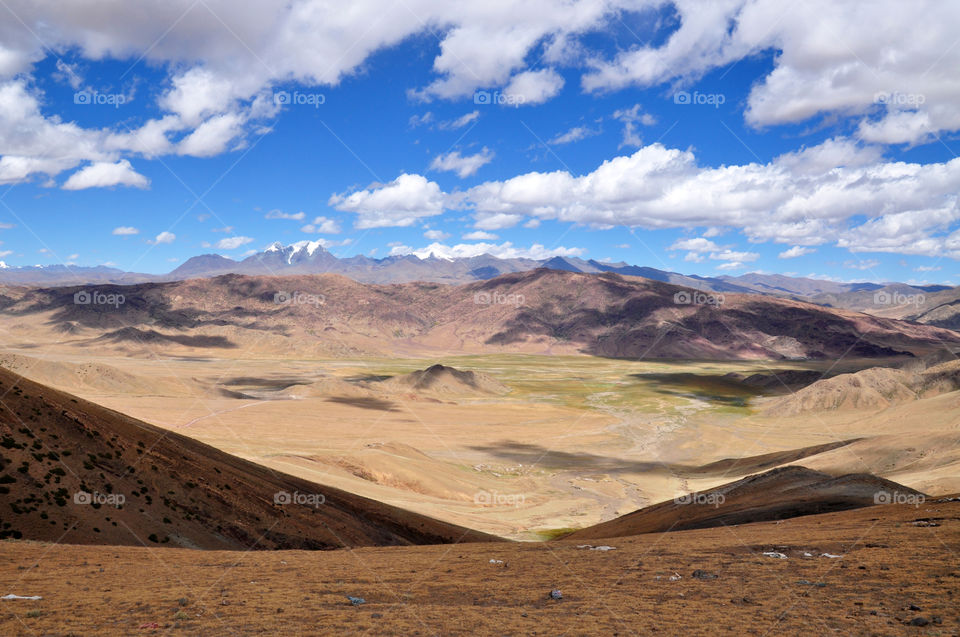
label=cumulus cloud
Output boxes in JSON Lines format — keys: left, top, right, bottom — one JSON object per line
{"left": 779, "top": 246, "right": 815, "bottom": 259}
{"left": 215, "top": 236, "right": 254, "bottom": 250}
{"left": 0, "top": 1, "right": 645, "bottom": 186}
{"left": 150, "top": 231, "right": 175, "bottom": 245}
{"left": 329, "top": 173, "right": 446, "bottom": 228}
{"left": 390, "top": 241, "right": 584, "bottom": 260}
{"left": 463, "top": 230, "right": 498, "bottom": 240}
{"left": 502, "top": 69, "right": 564, "bottom": 105}
{"left": 300, "top": 216, "right": 340, "bottom": 234}
{"left": 2, "top": 0, "right": 957, "bottom": 195}
{"left": 460, "top": 139, "right": 960, "bottom": 257}
{"left": 582, "top": 1, "right": 960, "bottom": 146}
{"left": 424, "top": 229, "right": 450, "bottom": 240}
{"left": 430, "top": 148, "right": 494, "bottom": 178}
{"left": 62, "top": 160, "right": 148, "bottom": 190}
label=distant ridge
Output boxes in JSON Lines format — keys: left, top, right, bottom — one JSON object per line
{"left": 0, "top": 242, "right": 944, "bottom": 308}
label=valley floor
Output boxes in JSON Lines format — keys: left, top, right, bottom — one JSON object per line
{"left": 1, "top": 500, "right": 957, "bottom": 635}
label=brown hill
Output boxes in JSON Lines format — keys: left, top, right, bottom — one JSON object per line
{"left": 380, "top": 364, "right": 509, "bottom": 396}
{"left": 0, "top": 366, "right": 501, "bottom": 549}
{"left": 761, "top": 359, "right": 960, "bottom": 416}
{"left": 560, "top": 466, "right": 924, "bottom": 540}
{"left": 3, "top": 269, "right": 959, "bottom": 360}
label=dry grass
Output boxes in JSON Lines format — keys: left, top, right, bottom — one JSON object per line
{"left": 0, "top": 500, "right": 957, "bottom": 635}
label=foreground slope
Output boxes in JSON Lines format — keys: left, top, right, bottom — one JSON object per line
{"left": 1, "top": 499, "right": 956, "bottom": 635}
{"left": 3, "top": 269, "right": 959, "bottom": 360}
{"left": 0, "top": 366, "right": 500, "bottom": 549}
{"left": 561, "top": 466, "right": 924, "bottom": 540}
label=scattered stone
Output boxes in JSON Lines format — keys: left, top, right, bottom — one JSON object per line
{"left": 371, "top": 613, "right": 382, "bottom": 619}
{"left": 692, "top": 570, "right": 717, "bottom": 580}
{"left": 907, "top": 604, "right": 921, "bottom": 611}
{"left": 905, "top": 617, "right": 930, "bottom": 627}
{"left": 346, "top": 596, "right": 366, "bottom": 606}
{"left": 762, "top": 551, "right": 788, "bottom": 559}
{"left": 821, "top": 553, "right": 843, "bottom": 559}
{"left": 576, "top": 545, "right": 617, "bottom": 551}
{"left": 549, "top": 589, "right": 562, "bottom": 600}
{"left": 489, "top": 559, "right": 505, "bottom": 565}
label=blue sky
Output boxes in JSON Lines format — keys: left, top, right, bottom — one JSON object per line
{"left": 0, "top": 1, "right": 958, "bottom": 284}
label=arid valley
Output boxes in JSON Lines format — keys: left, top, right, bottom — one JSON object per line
{"left": 3, "top": 2, "right": 960, "bottom": 634}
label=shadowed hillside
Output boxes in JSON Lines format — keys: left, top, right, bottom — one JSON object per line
{"left": 0, "top": 366, "right": 501, "bottom": 549}
{"left": 3, "top": 269, "right": 959, "bottom": 360}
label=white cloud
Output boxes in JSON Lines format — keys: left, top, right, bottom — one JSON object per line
{"left": 265, "top": 210, "right": 305, "bottom": 220}
{"left": 424, "top": 229, "right": 450, "bottom": 240}
{"left": 0, "top": 0, "right": 958, "bottom": 192}
{"left": 391, "top": 241, "right": 584, "bottom": 260}
{"left": 300, "top": 216, "right": 340, "bottom": 234}
{"left": 177, "top": 112, "right": 245, "bottom": 157}
{"left": 215, "top": 236, "right": 254, "bottom": 250}
{"left": 612, "top": 104, "right": 655, "bottom": 148}
{"left": 582, "top": 1, "right": 960, "bottom": 146}
{"left": 779, "top": 246, "right": 815, "bottom": 259}
{"left": 460, "top": 139, "right": 960, "bottom": 257}
{"left": 150, "top": 231, "right": 176, "bottom": 245}
{"left": 502, "top": 68, "right": 564, "bottom": 105}
{"left": 549, "top": 125, "right": 600, "bottom": 145}
{"left": 62, "top": 159, "right": 149, "bottom": 190}
{"left": 409, "top": 112, "right": 433, "bottom": 128}
{"left": 330, "top": 173, "right": 446, "bottom": 228}
{"left": 914, "top": 265, "right": 941, "bottom": 272}
{"left": 112, "top": 226, "right": 139, "bottom": 236}
{"left": 438, "top": 111, "right": 479, "bottom": 130}
{"left": 716, "top": 261, "right": 747, "bottom": 271}
{"left": 844, "top": 259, "right": 880, "bottom": 271}
{"left": 430, "top": 148, "right": 494, "bottom": 178}
{"left": 670, "top": 237, "right": 720, "bottom": 253}
{"left": 710, "top": 249, "right": 759, "bottom": 262}
{"left": 463, "top": 230, "right": 498, "bottom": 240}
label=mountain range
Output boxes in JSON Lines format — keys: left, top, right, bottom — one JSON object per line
{"left": 0, "top": 241, "right": 951, "bottom": 305}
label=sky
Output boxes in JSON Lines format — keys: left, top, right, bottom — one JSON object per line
{"left": 0, "top": 1, "right": 958, "bottom": 285}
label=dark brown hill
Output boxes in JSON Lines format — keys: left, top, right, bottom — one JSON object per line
{"left": 0, "top": 366, "right": 501, "bottom": 549}
{"left": 560, "top": 466, "right": 925, "bottom": 540}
